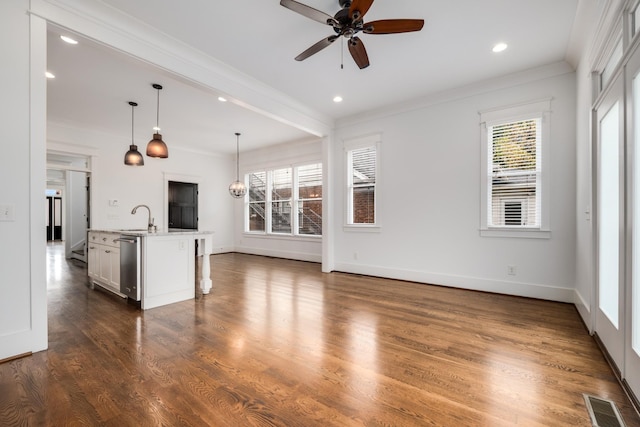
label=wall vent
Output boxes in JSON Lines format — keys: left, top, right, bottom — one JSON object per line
{"left": 583, "top": 394, "right": 627, "bottom": 427}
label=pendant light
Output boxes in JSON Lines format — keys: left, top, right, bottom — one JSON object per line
{"left": 229, "top": 132, "right": 247, "bottom": 198}
{"left": 147, "top": 83, "right": 169, "bottom": 158}
{"left": 124, "top": 101, "right": 144, "bottom": 166}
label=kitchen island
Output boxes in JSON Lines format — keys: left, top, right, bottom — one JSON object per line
{"left": 88, "top": 229, "right": 214, "bottom": 310}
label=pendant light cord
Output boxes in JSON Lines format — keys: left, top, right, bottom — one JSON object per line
{"left": 236, "top": 133, "right": 241, "bottom": 181}
{"left": 131, "top": 103, "right": 134, "bottom": 143}
{"left": 156, "top": 88, "right": 160, "bottom": 130}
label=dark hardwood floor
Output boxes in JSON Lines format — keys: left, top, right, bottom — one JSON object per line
{"left": 1, "top": 243, "right": 638, "bottom": 426}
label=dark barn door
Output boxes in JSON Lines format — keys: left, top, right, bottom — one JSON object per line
{"left": 168, "top": 181, "right": 198, "bottom": 230}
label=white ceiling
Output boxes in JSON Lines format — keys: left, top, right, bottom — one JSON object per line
{"left": 46, "top": 0, "right": 583, "bottom": 156}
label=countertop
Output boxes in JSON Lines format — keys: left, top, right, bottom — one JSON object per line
{"left": 89, "top": 229, "right": 213, "bottom": 237}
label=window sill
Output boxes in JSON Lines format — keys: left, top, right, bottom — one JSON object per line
{"left": 343, "top": 225, "right": 381, "bottom": 233}
{"left": 480, "top": 228, "right": 551, "bottom": 239}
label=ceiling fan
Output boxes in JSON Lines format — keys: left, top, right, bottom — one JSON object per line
{"left": 280, "top": 0, "right": 424, "bottom": 69}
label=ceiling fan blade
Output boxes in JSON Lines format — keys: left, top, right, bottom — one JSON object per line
{"left": 348, "top": 37, "right": 370, "bottom": 69}
{"left": 363, "top": 19, "right": 425, "bottom": 34}
{"left": 280, "top": 0, "right": 335, "bottom": 25}
{"left": 295, "top": 35, "right": 339, "bottom": 61}
{"left": 349, "top": 0, "right": 374, "bottom": 21}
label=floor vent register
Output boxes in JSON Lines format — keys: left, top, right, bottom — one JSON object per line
{"left": 583, "top": 394, "right": 627, "bottom": 427}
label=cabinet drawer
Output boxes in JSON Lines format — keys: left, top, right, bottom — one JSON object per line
{"left": 89, "top": 232, "right": 120, "bottom": 248}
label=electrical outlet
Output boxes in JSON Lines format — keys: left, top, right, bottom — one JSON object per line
{"left": 0, "top": 204, "right": 15, "bottom": 221}
{"left": 507, "top": 265, "right": 516, "bottom": 276}
{"left": 353, "top": 252, "right": 358, "bottom": 260}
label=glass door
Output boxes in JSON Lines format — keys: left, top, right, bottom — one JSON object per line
{"left": 625, "top": 41, "right": 640, "bottom": 398}
{"left": 595, "top": 73, "right": 625, "bottom": 371}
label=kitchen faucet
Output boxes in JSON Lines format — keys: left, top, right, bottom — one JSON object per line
{"left": 131, "top": 204, "right": 155, "bottom": 232}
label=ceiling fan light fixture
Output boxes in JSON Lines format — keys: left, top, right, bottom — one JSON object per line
{"left": 229, "top": 132, "right": 247, "bottom": 199}
{"left": 147, "top": 83, "right": 169, "bottom": 158}
{"left": 125, "top": 101, "right": 144, "bottom": 166}
{"left": 280, "top": 0, "right": 423, "bottom": 69}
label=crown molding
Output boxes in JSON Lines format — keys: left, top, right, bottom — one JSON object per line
{"left": 336, "top": 61, "right": 574, "bottom": 129}
{"left": 30, "top": 0, "right": 333, "bottom": 138}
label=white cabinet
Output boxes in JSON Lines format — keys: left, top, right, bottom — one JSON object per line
{"left": 87, "top": 231, "right": 122, "bottom": 296}
{"left": 87, "top": 242, "right": 99, "bottom": 278}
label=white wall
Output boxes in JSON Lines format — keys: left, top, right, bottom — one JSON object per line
{"left": 0, "top": 2, "right": 48, "bottom": 359}
{"left": 49, "top": 124, "right": 236, "bottom": 253}
{"left": 68, "top": 168, "right": 88, "bottom": 251}
{"left": 234, "top": 138, "right": 324, "bottom": 262}
{"left": 332, "top": 68, "right": 577, "bottom": 302}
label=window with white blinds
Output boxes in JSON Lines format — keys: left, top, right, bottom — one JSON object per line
{"left": 245, "top": 164, "right": 322, "bottom": 236}
{"left": 479, "top": 99, "right": 550, "bottom": 238}
{"left": 489, "top": 118, "right": 541, "bottom": 227}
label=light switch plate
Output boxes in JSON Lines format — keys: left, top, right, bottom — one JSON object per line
{"left": 0, "top": 204, "right": 15, "bottom": 221}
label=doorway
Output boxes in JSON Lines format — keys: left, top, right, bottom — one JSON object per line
{"left": 46, "top": 193, "right": 62, "bottom": 241}
{"left": 595, "top": 73, "right": 625, "bottom": 370}
{"left": 46, "top": 153, "right": 91, "bottom": 261}
{"left": 592, "top": 43, "right": 640, "bottom": 401}
{"left": 168, "top": 181, "right": 198, "bottom": 230}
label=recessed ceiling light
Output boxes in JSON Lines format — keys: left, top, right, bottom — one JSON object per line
{"left": 45, "top": 71, "right": 55, "bottom": 79}
{"left": 218, "top": 96, "right": 227, "bottom": 102}
{"left": 60, "top": 35, "right": 78, "bottom": 45}
{"left": 492, "top": 42, "right": 508, "bottom": 53}
{"left": 333, "top": 96, "right": 343, "bottom": 103}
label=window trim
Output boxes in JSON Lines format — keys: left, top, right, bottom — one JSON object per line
{"left": 344, "top": 134, "right": 382, "bottom": 231}
{"left": 479, "top": 99, "right": 551, "bottom": 239}
{"left": 244, "top": 162, "right": 323, "bottom": 237}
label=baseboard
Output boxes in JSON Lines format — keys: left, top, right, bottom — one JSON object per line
{"left": 574, "top": 289, "right": 592, "bottom": 332}
{"left": 210, "top": 246, "right": 235, "bottom": 255}
{"left": 0, "top": 352, "right": 32, "bottom": 365}
{"left": 233, "top": 246, "right": 321, "bottom": 263}
{"left": 333, "top": 262, "right": 574, "bottom": 302}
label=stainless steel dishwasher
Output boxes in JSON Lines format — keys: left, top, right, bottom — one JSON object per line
{"left": 117, "top": 235, "right": 141, "bottom": 301}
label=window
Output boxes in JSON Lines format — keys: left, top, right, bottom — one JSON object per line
{"left": 346, "top": 134, "right": 380, "bottom": 227}
{"left": 489, "top": 118, "right": 540, "bottom": 227}
{"left": 297, "top": 163, "right": 323, "bottom": 235}
{"left": 245, "top": 164, "right": 322, "bottom": 236}
{"left": 248, "top": 171, "right": 266, "bottom": 232}
{"left": 601, "top": 38, "right": 623, "bottom": 90}
{"left": 271, "top": 168, "right": 292, "bottom": 234}
{"left": 480, "top": 100, "right": 550, "bottom": 238}
{"left": 633, "top": 3, "right": 640, "bottom": 38}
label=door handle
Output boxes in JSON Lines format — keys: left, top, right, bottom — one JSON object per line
{"left": 114, "top": 238, "right": 136, "bottom": 244}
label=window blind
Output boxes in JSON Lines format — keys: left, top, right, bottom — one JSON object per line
{"left": 489, "top": 118, "right": 540, "bottom": 227}
{"left": 351, "top": 146, "right": 376, "bottom": 185}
